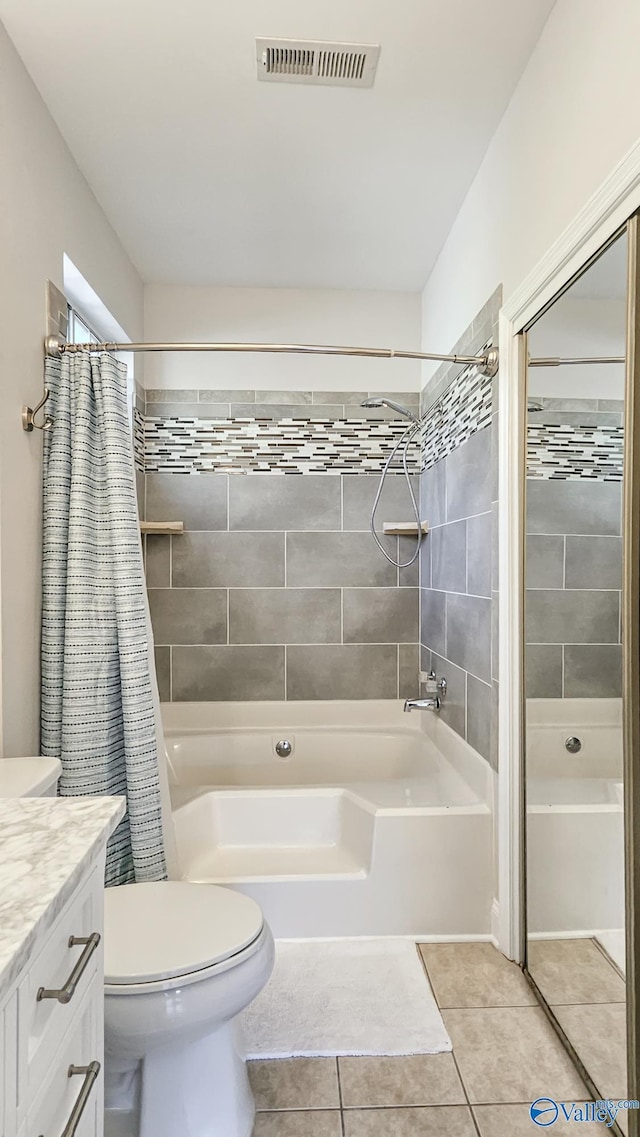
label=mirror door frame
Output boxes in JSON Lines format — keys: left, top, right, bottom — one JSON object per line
{"left": 498, "top": 141, "right": 640, "bottom": 1129}
{"left": 623, "top": 212, "right": 640, "bottom": 1115}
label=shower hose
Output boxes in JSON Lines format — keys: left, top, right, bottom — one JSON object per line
{"left": 369, "top": 418, "right": 424, "bottom": 569}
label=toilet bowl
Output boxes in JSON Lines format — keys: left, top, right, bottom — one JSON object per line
{"left": 103, "top": 881, "right": 274, "bottom": 1137}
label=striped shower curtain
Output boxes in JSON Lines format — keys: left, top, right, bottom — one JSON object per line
{"left": 41, "top": 352, "right": 167, "bottom": 886}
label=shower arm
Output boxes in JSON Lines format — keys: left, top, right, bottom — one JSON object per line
{"left": 43, "top": 335, "right": 500, "bottom": 378}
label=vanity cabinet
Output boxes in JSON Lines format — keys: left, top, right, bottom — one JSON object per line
{"left": 2, "top": 861, "right": 105, "bottom": 1137}
{"left": 1, "top": 992, "right": 18, "bottom": 1137}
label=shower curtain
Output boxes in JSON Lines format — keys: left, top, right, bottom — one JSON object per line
{"left": 41, "top": 352, "right": 167, "bottom": 886}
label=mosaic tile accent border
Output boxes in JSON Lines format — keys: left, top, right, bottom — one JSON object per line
{"left": 420, "top": 358, "right": 492, "bottom": 472}
{"left": 527, "top": 423, "right": 624, "bottom": 481}
{"left": 134, "top": 366, "right": 494, "bottom": 476}
{"left": 142, "top": 413, "right": 415, "bottom": 474}
{"left": 134, "top": 407, "right": 145, "bottom": 472}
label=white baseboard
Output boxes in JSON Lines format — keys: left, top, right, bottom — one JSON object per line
{"left": 528, "top": 929, "right": 617, "bottom": 941}
{"left": 412, "top": 933, "right": 493, "bottom": 944}
{"left": 277, "top": 933, "right": 494, "bottom": 944}
{"left": 490, "top": 898, "right": 501, "bottom": 949}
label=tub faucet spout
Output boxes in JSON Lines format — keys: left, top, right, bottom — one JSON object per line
{"left": 403, "top": 695, "right": 441, "bottom": 713}
{"left": 403, "top": 674, "right": 447, "bottom": 713}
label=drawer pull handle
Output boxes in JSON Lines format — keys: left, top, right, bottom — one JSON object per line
{"left": 37, "top": 933, "right": 101, "bottom": 1004}
{"left": 38, "top": 1060, "right": 101, "bottom": 1137}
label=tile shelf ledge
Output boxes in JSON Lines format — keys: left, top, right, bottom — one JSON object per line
{"left": 382, "top": 521, "right": 429, "bottom": 536}
{"left": 140, "top": 521, "right": 184, "bottom": 535}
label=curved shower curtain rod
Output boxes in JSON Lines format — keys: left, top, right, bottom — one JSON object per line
{"left": 43, "top": 334, "right": 626, "bottom": 371}
{"left": 43, "top": 334, "right": 500, "bottom": 378}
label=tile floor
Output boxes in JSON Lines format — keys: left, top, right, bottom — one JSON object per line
{"left": 249, "top": 942, "right": 613, "bottom": 1136}
{"left": 528, "top": 937, "right": 628, "bottom": 1118}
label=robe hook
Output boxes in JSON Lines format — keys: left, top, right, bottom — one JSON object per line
{"left": 22, "top": 388, "right": 53, "bottom": 432}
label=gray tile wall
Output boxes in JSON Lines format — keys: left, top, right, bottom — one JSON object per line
{"left": 419, "top": 287, "right": 502, "bottom": 771}
{"left": 145, "top": 388, "right": 420, "bottom": 420}
{"left": 144, "top": 472, "right": 421, "bottom": 701}
{"left": 420, "top": 426, "right": 497, "bottom": 768}
{"left": 525, "top": 472, "right": 623, "bottom": 700}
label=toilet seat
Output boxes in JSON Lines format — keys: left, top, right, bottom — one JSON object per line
{"left": 104, "top": 882, "right": 265, "bottom": 991}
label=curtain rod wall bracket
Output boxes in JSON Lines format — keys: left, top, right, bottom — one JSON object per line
{"left": 479, "top": 347, "right": 499, "bottom": 378}
{"left": 45, "top": 334, "right": 64, "bottom": 357}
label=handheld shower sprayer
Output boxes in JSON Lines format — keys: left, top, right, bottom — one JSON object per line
{"left": 360, "top": 397, "right": 420, "bottom": 424}
{"left": 361, "top": 397, "right": 424, "bottom": 570}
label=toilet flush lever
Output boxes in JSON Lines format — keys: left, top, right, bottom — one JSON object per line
{"left": 37, "top": 932, "right": 101, "bottom": 1004}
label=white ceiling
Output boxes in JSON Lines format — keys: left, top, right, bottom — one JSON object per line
{"left": 0, "top": 0, "right": 556, "bottom": 290}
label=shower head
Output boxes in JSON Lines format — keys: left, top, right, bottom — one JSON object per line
{"left": 361, "top": 397, "right": 420, "bottom": 424}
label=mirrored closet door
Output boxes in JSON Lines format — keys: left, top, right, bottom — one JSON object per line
{"left": 522, "top": 224, "right": 636, "bottom": 1134}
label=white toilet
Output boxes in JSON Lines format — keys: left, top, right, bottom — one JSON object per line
{"left": 103, "top": 881, "right": 274, "bottom": 1137}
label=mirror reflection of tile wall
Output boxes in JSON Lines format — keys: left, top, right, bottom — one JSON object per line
{"left": 526, "top": 406, "right": 623, "bottom": 701}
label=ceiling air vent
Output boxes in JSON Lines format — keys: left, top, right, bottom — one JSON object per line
{"left": 256, "top": 38, "right": 381, "bottom": 88}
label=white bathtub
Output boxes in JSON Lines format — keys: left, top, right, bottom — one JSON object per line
{"left": 526, "top": 699, "right": 624, "bottom": 941}
{"left": 162, "top": 700, "right": 493, "bottom": 939}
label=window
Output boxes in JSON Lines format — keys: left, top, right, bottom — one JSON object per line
{"left": 63, "top": 256, "right": 136, "bottom": 429}
{"left": 67, "top": 304, "right": 136, "bottom": 430}
{"left": 67, "top": 306, "right": 103, "bottom": 346}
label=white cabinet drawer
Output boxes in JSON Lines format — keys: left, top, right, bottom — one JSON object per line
{"left": 25, "top": 988, "right": 100, "bottom": 1137}
{"left": 18, "top": 871, "right": 103, "bottom": 1108}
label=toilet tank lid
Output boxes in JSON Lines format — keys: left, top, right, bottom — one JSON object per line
{"left": 0, "top": 757, "right": 61, "bottom": 798}
{"left": 104, "top": 882, "right": 265, "bottom": 984}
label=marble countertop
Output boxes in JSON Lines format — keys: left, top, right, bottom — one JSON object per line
{"left": 0, "top": 795, "right": 125, "bottom": 1000}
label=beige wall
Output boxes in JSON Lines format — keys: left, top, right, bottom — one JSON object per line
{"left": 143, "top": 285, "right": 422, "bottom": 392}
{"left": 0, "top": 20, "right": 143, "bottom": 756}
{"left": 421, "top": 0, "right": 640, "bottom": 374}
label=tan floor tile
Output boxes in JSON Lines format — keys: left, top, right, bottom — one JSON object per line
{"left": 419, "top": 942, "right": 536, "bottom": 1008}
{"left": 528, "top": 939, "right": 626, "bottom": 1004}
{"left": 343, "top": 1105, "right": 477, "bottom": 1135}
{"left": 252, "top": 1111, "right": 342, "bottom": 1136}
{"left": 473, "top": 1102, "right": 610, "bottom": 1135}
{"left": 249, "top": 1058, "right": 339, "bottom": 1111}
{"left": 443, "top": 1007, "right": 587, "bottom": 1104}
{"left": 553, "top": 1003, "right": 627, "bottom": 1100}
{"left": 338, "top": 1053, "right": 465, "bottom": 1108}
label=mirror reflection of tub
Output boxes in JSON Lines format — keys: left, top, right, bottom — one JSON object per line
{"left": 526, "top": 698, "right": 624, "bottom": 967}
